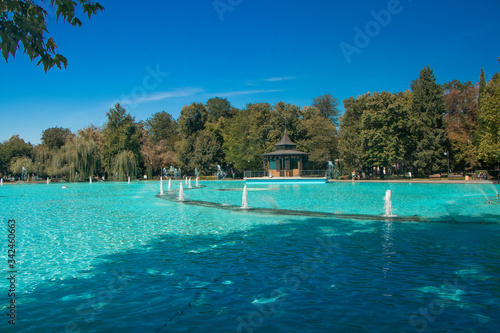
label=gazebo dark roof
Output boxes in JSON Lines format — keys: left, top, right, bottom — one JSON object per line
{"left": 263, "top": 133, "right": 309, "bottom": 156}
{"left": 275, "top": 133, "right": 296, "bottom": 147}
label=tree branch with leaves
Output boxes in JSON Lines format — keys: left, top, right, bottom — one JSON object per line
{"left": 0, "top": 0, "right": 104, "bottom": 71}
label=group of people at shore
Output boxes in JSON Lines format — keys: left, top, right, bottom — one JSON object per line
{"left": 478, "top": 172, "right": 488, "bottom": 180}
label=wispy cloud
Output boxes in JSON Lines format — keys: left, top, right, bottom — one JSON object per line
{"left": 116, "top": 87, "right": 281, "bottom": 107}
{"left": 244, "top": 76, "right": 297, "bottom": 86}
{"left": 119, "top": 87, "right": 204, "bottom": 106}
{"left": 209, "top": 89, "right": 282, "bottom": 98}
{"left": 264, "top": 76, "right": 296, "bottom": 82}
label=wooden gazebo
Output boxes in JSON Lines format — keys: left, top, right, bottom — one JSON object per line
{"left": 262, "top": 133, "right": 309, "bottom": 177}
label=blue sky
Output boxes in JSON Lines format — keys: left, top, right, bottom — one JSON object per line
{"left": 1, "top": 0, "right": 500, "bottom": 145}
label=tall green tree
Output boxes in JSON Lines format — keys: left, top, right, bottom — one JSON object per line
{"left": 78, "top": 125, "right": 103, "bottom": 144}
{"left": 265, "top": 102, "right": 305, "bottom": 152}
{"left": 339, "top": 91, "right": 412, "bottom": 178}
{"left": 297, "top": 106, "right": 338, "bottom": 169}
{"left": 338, "top": 94, "right": 368, "bottom": 173}
{"left": 245, "top": 102, "right": 274, "bottom": 151}
{"left": 389, "top": 91, "right": 413, "bottom": 172}
{"left": 178, "top": 102, "right": 207, "bottom": 139}
{"left": 479, "top": 68, "right": 487, "bottom": 109}
{"left": 476, "top": 68, "right": 488, "bottom": 144}
{"left": 360, "top": 91, "right": 412, "bottom": 177}
{"left": 0, "top": 0, "right": 104, "bottom": 71}
{"left": 312, "top": 94, "right": 340, "bottom": 126}
{"left": 477, "top": 73, "right": 500, "bottom": 167}
{"left": 41, "top": 126, "right": 72, "bottom": 150}
{"left": 0, "top": 135, "right": 33, "bottom": 175}
{"left": 222, "top": 103, "right": 274, "bottom": 172}
{"left": 145, "top": 111, "right": 179, "bottom": 147}
{"left": 443, "top": 82, "right": 479, "bottom": 172}
{"left": 191, "top": 130, "right": 224, "bottom": 175}
{"left": 409, "top": 66, "right": 448, "bottom": 176}
{"left": 222, "top": 109, "right": 263, "bottom": 171}
{"left": 361, "top": 92, "right": 396, "bottom": 175}
{"left": 176, "top": 102, "right": 214, "bottom": 174}
{"left": 176, "top": 129, "right": 223, "bottom": 175}
{"left": 101, "top": 103, "right": 142, "bottom": 176}
{"left": 206, "top": 97, "right": 234, "bottom": 123}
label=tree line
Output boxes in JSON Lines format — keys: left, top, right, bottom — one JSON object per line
{"left": 340, "top": 65, "right": 500, "bottom": 178}
{"left": 1, "top": 65, "right": 499, "bottom": 181}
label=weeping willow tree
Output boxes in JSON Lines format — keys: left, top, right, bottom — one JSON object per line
{"left": 33, "top": 144, "right": 53, "bottom": 177}
{"left": 49, "top": 148, "right": 76, "bottom": 181}
{"left": 9, "top": 156, "right": 34, "bottom": 176}
{"left": 44, "top": 137, "right": 100, "bottom": 181}
{"left": 69, "top": 138, "right": 100, "bottom": 179}
{"left": 112, "top": 150, "right": 137, "bottom": 181}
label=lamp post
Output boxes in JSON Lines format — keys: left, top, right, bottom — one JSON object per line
{"left": 444, "top": 151, "right": 450, "bottom": 178}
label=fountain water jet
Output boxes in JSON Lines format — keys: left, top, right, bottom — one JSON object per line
{"left": 168, "top": 179, "right": 172, "bottom": 191}
{"left": 47, "top": 177, "right": 49, "bottom": 185}
{"left": 128, "top": 176, "right": 131, "bottom": 184}
{"left": 384, "top": 190, "right": 395, "bottom": 217}
{"left": 486, "top": 183, "right": 500, "bottom": 198}
{"left": 185, "top": 177, "right": 188, "bottom": 185}
{"left": 241, "top": 185, "right": 249, "bottom": 209}
{"left": 196, "top": 177, "right": 199, "bottom": 187}
{"left": 217, "top": 165, "right": 226, "bottom": 180}
{"left": 188, "top": 178, "right": 192, "bottom": 188}
{"left": 160, "top": 177, "right": 164, "bottom": 196}
{"left": 179, "top": 183, "right": 185, "bottom": 201}
{"left": 474, "top": 185, "right": 492, "bottom": 204}
{"left": 89, "top": 177, "right": 92, "bottom": 184}
{"left": 326, "top": 161, "right": 335, "bottom": 179}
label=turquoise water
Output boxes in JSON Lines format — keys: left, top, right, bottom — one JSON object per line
{"left": 1, "top": 181, "right": 499, "bottom": 332}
